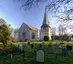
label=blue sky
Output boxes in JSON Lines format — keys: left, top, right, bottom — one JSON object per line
{"left": 0, "top": 0, "right": 57, "bottom": 29}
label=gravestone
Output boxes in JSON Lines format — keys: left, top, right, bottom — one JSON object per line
{"left": 42, "top": 40, "right": 44, "bottom": 44}
{"left": 19, "top": 44, "right": 23, "bottom": 51}
{"left": 67, "top": 45, "right": 72, "bottom": 50}
{"left": 31, "top": 44, "right": 34, "bottom": 48}
{"left": 24, "top": 44, "right": 26, "bottom": 47}
{"left": 34, "top": 50, "right": 36, "bottom": 54}
{"left": 36, "top": 50, "right": 44, "bottom": 63}
{"left": 38, "top": 44, "right": 42, "bottom": 49}
{"left": 55, "top": 44, "right": 62, "bottom": 49}
{"left": 48, "top": 47, "right": 54, "bottom": 54}
{"left": 62, "top": 48, "right": 68, "bottom": 55}
{"left": 26, "top": 45, "right": 31, "bottom": 50}
{"left": 28, "top": 41, "right": 30, "bottom": 45}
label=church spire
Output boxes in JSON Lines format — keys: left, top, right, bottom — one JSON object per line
{"left": 43, "top": 7, "right": 48, "bottom": 24}
{"left": 41, "top": 7, "right": 49, "bottom": 28}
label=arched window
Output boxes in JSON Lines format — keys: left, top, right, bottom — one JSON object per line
{"left": 23, "top": 31, "right": 26, "bottom": 37}
{"left": 32, "top": 32, "right": 35, "bottom": 39}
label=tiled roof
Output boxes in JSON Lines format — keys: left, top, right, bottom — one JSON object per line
{"left": 26, "top": 24, "right": 38, "bottom": 30}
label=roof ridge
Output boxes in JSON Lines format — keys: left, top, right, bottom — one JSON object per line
{"left": 26, "top": 24, "right": 38, "bottom": 30}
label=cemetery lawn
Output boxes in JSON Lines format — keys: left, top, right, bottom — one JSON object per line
{"left": 0, "top": 41, "right": 73, "bottom": 64}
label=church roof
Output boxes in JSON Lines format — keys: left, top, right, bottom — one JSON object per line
{"left": 41, "top": 24, "right": 50, "bottom": 28}
{"left": 26, "top": 24, "right": 38, "bottom": 30}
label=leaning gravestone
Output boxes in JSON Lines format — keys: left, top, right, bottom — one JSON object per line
{"left": 36, "top": 50, "right": 44, "bottom": 64}
{"left": 48, "top": 47, "right": 54, "bottom": 54}
{"left": 62, "top": 48, "right": 68, "bottom": 55}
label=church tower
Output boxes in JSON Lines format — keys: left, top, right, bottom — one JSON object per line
{"left": 40, "top": 8, "right": 51, "bottom": 40}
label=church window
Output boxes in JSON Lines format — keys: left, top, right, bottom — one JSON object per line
{"left": 23, "top": 31, "right": 26, "bottom": 37}
{"left": 32, "top": 32, "right": 35, "bottom": 39}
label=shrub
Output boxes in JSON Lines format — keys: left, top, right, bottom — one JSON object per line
{"left": 2, "top": 48, "right": 12, "bottom": 55}
{"left": 11, "top": 45, "right": 21, "bottom": 53}
{"left": 43, "top": 36, "right": 49, "bottom": 41}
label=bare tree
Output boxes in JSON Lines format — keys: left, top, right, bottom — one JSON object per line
{"left": 14, "top": 0, "right": 73, "bottom": 12}
{"left": 56, "top": 8, "right": 73, "bottom": 32}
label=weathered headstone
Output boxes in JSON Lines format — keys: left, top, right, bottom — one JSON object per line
{"left": 24, "top": 44, "right": 26, "bottom": 47}
{"left": 48, "top": 47, "right": 54, "bottom": 54}
{"left": 42, "top": 40, "right": 44, "bottom": 44}
{"left": 55, "top": 44, "right": 62, "bottom": 49}
{"left": 36, "top": 50, "right": 44, "bottom": 63}
{"left": 28, "top": 41, "right": 30, "bottom": 45}
{"left": 19, "top": 44, "right": 23, "bottom": 50}
{"left": 62, "top": 48, "right": 68, "bottom": 55}
{"left": 26, "top": 45, "right": 31, "bottom": 50}
{"left": 38, "top": 44, "right": 42, "bottom": 49}
{"left": 31, "top": 44, "right": 34, "bottom": 48}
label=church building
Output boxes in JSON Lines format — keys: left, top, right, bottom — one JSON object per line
{"left": 14, "top": 8, "right": 51, "bottom": 41}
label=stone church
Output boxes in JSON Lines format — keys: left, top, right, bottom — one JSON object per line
{"left": 14, "top": 8, "right": 51, "bottom": 41}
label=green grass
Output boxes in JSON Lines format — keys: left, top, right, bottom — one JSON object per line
{"left": 0, "top": 41, "right": 73, "bottom": 64}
